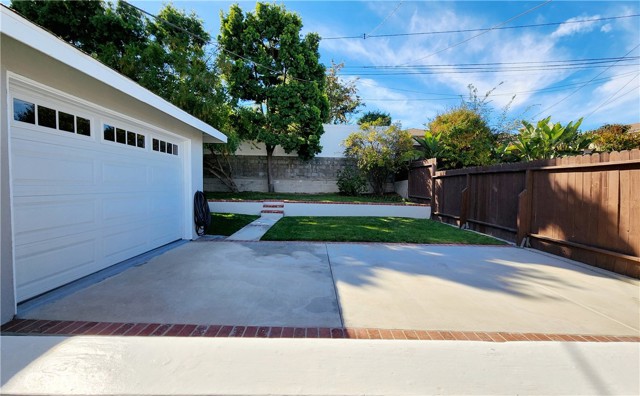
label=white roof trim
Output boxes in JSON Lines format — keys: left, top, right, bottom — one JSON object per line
{"left": 0, "top": 6, "right": 226, "bottom": 143}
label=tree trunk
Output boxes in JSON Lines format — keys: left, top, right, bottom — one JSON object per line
{"left": 266, "top": 144, "right": 275, "bottom": 193}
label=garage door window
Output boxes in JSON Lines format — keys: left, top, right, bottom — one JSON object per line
{"left": 37, "top": 106, "right": 56, "bottom": 129}
{"left": 13, "top": 99, "right": 35, "bottom": 124}
{"left": 13, "top": 98, "right": 91, "bottom": 137}
{"left": 103, "top": 124, "right": 146, "bottom": 149}
{"left": 152, "top": 138, "right": 178, "bottom": 156}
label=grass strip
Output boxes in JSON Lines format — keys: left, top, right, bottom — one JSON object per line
{"left": 208, "top": 213, "right": 260, "bottom": 236}
{"left": 261, "top": 216, "right": 505, "bottom": 244}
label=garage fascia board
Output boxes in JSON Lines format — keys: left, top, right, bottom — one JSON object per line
{"left": 0, "top": 6, "right": 226, "bottom": 144}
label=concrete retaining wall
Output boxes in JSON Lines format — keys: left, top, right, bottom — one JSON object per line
{"left": 209, "top": 201, "right": 431, "bottom": 219}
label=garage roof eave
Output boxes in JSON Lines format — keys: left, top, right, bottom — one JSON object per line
{"left": 0, "top": 6, "right": 227, "bottom": 144}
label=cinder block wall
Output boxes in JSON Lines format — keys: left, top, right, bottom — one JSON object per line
{"left": 204, "top": 155, "right": 353, "bottom": 193}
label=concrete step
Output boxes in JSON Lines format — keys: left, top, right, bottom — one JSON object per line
{"left": 260, "top": 211, "right": 284, "bottom": 218}
{"left": 262, "top": 204, "right": 284, "bottom": 209}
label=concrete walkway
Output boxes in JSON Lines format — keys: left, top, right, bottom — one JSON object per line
{"left": 2, "top": 335, "right": 638, "bottom": 395}
{"left": 225, "top": 213, "right": 282, "bottom": 241}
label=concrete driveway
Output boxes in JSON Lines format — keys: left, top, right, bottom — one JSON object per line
{"left": 19, "top": 241, "right": 640, "bottom": 337}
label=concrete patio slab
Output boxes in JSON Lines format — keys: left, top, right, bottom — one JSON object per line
{"left": 21, "top": 242, "right": 341, "bottom": 328}
{"left": 2, "top": 335, "right": 638, "bottom": 395}
{"left": 19, "top": 241, "right": 639, "bottom": 338}
{"left": 328, "top": 244, "right": 640, "bottom": 336}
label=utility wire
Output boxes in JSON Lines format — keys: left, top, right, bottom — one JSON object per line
{"left": 366, "top": 1, "right": 403, "bottom": 37}
{"left": 340, "top": 64, "right": 639, "bottom": 76}
{"left": 533, "top": 43, "right": 640, "bottom": 118}
{"left": 582, "top": 73, "right": 640, "bottom": 119}
{"left": 344, "top": 56, "right": 640, "bottom": 69}
{"left": 322, "top": 14, "right": 639, "bottom": 40}
{"left": 400, "top": 0, "right": 553, "bottom": 65}
{"left": 355, "top": 69, "right": 639, "bottom": 98}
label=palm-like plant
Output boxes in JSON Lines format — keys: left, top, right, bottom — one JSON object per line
{"left": 507, "top": 117, "right": 590, "bottom": 161}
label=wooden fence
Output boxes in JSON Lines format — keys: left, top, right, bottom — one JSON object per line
{"left": 411, "top": 150, "right": 640, "bottom": 279}
{"left": 408, "top": 159, "right": 436, "bottom": 203}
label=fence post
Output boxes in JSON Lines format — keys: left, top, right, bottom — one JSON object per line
{"left": 459, "top": 173, "right": 471, "bottom": 228}
{"left": 429, "top": 159, "right": 437, "bottom": 219}
{"left": 516, "top": 169, "right": 533, "bottom": 246}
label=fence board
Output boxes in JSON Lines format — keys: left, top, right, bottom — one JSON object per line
{"left": 421, "top": 149, "right": 640, "bottom": 279}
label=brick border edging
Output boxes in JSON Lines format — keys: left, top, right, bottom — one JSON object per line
{"left": 2, "top": 319, "right": 637, "bottom": 342}
{"left": 208, "top": 199, "right": 429, "bottom": 207}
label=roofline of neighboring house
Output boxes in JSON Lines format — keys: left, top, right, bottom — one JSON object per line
{"left": 0, "top": 5, "right": 226, "bottom": 143}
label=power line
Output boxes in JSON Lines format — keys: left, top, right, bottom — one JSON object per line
{"left": 582, "top": 73, "right": 640, "bottom": 119}
{"left": 366, "top": 1, "right": 403, "bottom": 37}
{"left": 340, "top": 64, "right": 639, "bottom": 76}
{"left": 343, "top": 56, "right": 640, "bottom": 69}
{"left": 355, "top": 70, "right": 640, "bottom": 99}
{"left": 400, "top": 0, "right": 554, "bottom": 66}
{"left": 533, "top": 43, "right": 640, "bottom": 118}
{"left": 322, "top": 14, "right": 640, "bottom": 40}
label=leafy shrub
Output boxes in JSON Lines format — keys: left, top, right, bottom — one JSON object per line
{"left": 507, "top": 117, "right": 589, "bottom": 161}
{"left": 584, "top": 124, "right": 640, "bottom": 152}
{"left": 343, "top": 121, "right": 416, "bottom": 195}
{"left": 336, "top": 166, "right": 367, "bottom": 196}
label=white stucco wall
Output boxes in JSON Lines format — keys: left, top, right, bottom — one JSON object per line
{"left": 1, "top": 58, "right": 17, "bottom": 324}
{"left": 235, "top": 124, "right": 358, "bottom": 158}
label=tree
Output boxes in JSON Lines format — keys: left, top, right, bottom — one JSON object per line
{"left": 218, "top": 3, "right": 329, "bottom": 192}
{"left": 343, "top": 121, "right": 415, "bottom": 196}
{"left": 324, "top": 60, "right": 362, "bottom": 124}
{"left": 12, "top": 0, "right": 233, "bottom": 186}
{"left": 358, "top": 110, "right": 392, "bottom": 126}
{"left": 426, "top": 107, "right": 495, "bottom": 169}
{"left": 507, "top": 117, "right": 589, "bottom": 161}
{"left": 584, "top": 124, "right": 640, "bottom": 152}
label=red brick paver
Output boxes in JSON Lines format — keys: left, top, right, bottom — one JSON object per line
{"left": 2, "top": 319, "right": 638, "bottom": 343}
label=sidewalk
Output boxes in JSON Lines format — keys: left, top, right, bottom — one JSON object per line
{"left": 2, "top": 335, "right": 638, "bottom": 395}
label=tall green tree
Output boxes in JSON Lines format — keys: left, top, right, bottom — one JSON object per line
{"left": 325, "top": 60, "right": 362, "bottom": 124}
{"left": 218, "top": 3, "right": 329, "bottom": 192}
{"left": 11, "top": 0, "right": 229, "bottom": 130}
{"left": 358, "top": 110, "right": 392, "bottom": 126}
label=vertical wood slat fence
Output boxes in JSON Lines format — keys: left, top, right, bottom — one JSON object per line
{"left": 408, "top": 159, "right": 436, "bottom": 203}
{"left": 409, "top": 150, "right": 640, "bottom": 279}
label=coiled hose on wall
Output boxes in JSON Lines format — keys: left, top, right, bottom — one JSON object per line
{"left": 194, "top": 191, "right": 211, "bottom": 237}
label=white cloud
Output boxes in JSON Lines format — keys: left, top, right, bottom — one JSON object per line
{"left": 551, "top": 15, "right": 601, "bottom": 39}
{"left": 316, "top": 3, "right": 639, "bottom": 131}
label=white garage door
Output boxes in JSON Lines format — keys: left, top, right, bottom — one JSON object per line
{"left": 10, "top": 81, "right": 186, "bottom": 302}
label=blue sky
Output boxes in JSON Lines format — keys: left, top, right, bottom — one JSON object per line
{"left": 66, "top": 1, "right": 640, "bottom": 130}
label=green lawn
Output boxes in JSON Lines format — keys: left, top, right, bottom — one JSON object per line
{"left": 206, "top": 191, "right": 409, "bottom": 204}
{"left": 261, "top": 216, "right": 505, "bottom": 244}
{"left": 207, "top": 213, "right": 259, "bottom": 236}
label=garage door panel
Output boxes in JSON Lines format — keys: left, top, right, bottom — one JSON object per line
{"left": 151, "top": 164, "right": 181, "bottom": 184}
{"left": 148, "top": 217, "right": 182, "bottom": 246}
{"left": 11, "top": 147, "right": 95, "bottom": 187}
{"left": 150, "top": 193, "right": 181, "bottom": 213}
{"left": 13, "top": 197, "right": 97, "bottom": 243}
{"left": 102, "top": 161, "right": 149, "bottom": 185}
{"left": 15, "top": 237, "right": 98, "bottom": 301}
{"left": 102, "top": 226, "right": 149, "bottom": 260}
{"left": 102, "top": 195, "right": 150, "bottom": 223}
